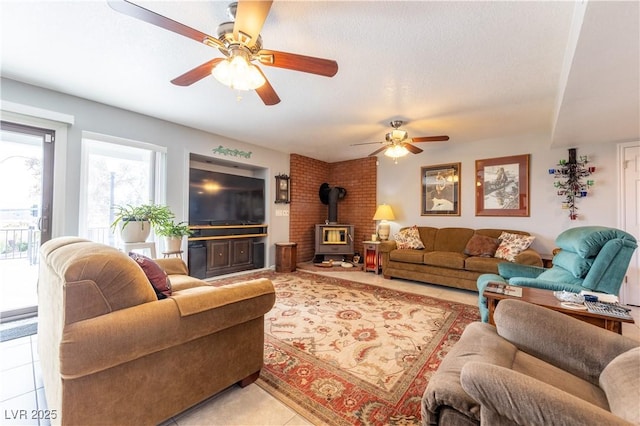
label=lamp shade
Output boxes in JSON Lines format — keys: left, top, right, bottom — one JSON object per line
{"left": 373, "top": 204, "right": 395, "bottom": 221}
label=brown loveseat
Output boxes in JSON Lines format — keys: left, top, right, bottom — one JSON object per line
{"left": 38, "top": 237, "right": 276, "bottom": 426}
{"left": 379, "top": 227, "right": 542, "bottom": 291}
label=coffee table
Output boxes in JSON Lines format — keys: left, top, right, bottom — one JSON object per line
{"left": 484, "top": 285, "right": 634, "bottom": 334}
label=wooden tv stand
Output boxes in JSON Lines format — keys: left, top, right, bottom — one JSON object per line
{"left": 188, "top": 224, "right": 267, "bottom": 278}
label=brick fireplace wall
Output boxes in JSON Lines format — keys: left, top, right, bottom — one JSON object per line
{"left": 290, "top": 154, "right": 377, "bottom": 262}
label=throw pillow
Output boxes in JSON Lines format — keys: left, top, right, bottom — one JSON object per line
{"left": 494, "top": 232, "right": 535, "bottom": 262}
{"left": 464, "top": 234, "right": 500, "bottom": 257}
{"left": 393, "top": 226, "right": 425, "bottom": 250}
{"left": 129, "top": 252, "right": 172, "bottom": 299}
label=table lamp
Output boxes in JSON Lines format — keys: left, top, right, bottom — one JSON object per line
{"left": 373, "top": 204, "right": 395, "bottom": 241}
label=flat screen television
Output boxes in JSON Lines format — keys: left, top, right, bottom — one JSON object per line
{"left": 189, "top": 168, "right": 265, "bottom": 225}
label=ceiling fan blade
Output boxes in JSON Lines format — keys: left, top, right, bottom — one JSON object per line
{"left": 350, "top": 141, "right": 384, "bottom": 147}
{"left": 107, "top": 0, "right": 225, "bottom": 49}
{"left": 233, "top": 0, "right": 273, "bottom": 48}
{"left": 254, "top": 67, "right": 280, "bottom": 105}
{"left": 403, "top": 143, "right": 423, "bottom": 154}
{"left": 258, "top": 50, "right": 338, "bottom": 77}
{"left": 369, "top": 146, "right": 388, "bottom": 157}
{"left": 412, "top": 135, "right": 450, "bottom": 143}
{"left": 171, "top": 58, "right": 224, "bottom": 86}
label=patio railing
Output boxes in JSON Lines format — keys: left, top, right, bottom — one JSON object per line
{"left": 0, "top": 227, "right": 39, "bottom": 264}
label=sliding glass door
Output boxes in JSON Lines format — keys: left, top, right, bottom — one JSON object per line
{"left": 0, "top": 121, "right": 55, "bottom": 322}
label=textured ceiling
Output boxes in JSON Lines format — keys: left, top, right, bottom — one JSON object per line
{"left": 1, "top": 1, "right": 638, "bottom": 162}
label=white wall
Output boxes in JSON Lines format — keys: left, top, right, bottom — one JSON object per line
{"left": 378, "top": 134, "right": 617, "bottom": 258}
{"left": 1, "top": 78, "right": 290, "bottom": 267}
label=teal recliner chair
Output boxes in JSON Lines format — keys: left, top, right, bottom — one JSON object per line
{"left": 477, "top": 226, "right": 637, "bottom": 322}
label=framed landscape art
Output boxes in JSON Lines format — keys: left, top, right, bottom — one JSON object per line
{"left": 421, "top": 163, "right": 461, "bottom": 216}
{"left": 475, "top": 154, "right": 529, "bottom": 216}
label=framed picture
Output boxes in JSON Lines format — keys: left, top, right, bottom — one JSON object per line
{"left": 421, "top": 163, "right": 461, "bottom": 216}
{"left": 475, "top": 154, "right": 529, "bottom": 216}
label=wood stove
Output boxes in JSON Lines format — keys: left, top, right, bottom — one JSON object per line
{"left": 314, "top": 183, "right": 354, "bottom": 260}
{"left": 314, "top": 224, "right": 354, "bottom": 260}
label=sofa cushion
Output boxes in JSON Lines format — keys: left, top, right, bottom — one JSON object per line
{"left": 495, "top": 232, "right": 535, "bottom": 262}
{"left": 424, "top": 251, "right": 466, "bottom": 270}
{"left": 130, "top": 252, "right": 172, "bottom": 299}
{"left": 535, "top": 266, "right": 584, "bottom": 286}
{"left": 389, "top": 249, "right": 425, "bottom": 264}
{"left": 465, "top": 256, "right": 503, "bottom": 274}
{"left": 552, "top": 250, "right": 594, "bottom": 278}
{"left": 434, "top": 228, "right": 475, "bottom": 252}
{"left": 394, "top": 226, "right": 425, "bottom": 249}
{"left": 599, "top": 347, "right": 640, "bottom": 424}
{"left": 464, "top": 234, "right": 500, "bottom": 257}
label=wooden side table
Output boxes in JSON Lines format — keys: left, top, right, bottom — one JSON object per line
{"left": 363, "top": 241, "right": 381, "bottom": 274}
{"left": 275, "top": 242, "right": 297, "bottom": 273}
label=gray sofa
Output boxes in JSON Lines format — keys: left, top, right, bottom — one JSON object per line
{"left": 379, "top": 227, "right": 543, "bottom": 291}
{"left": 422, "top": 299, "right": 639, "bottom": 425}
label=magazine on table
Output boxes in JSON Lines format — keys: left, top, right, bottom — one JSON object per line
{"left": 485, "top": 282, "right": 523, "bottom": 297}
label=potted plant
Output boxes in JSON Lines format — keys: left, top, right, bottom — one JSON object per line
{"left": 111, "top": 204, "right": 175, "bottom": 243}
{"left": 155, "top": 220, "right": 192, "bottom": 252}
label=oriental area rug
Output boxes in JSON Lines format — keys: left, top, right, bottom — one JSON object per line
{"left": 211, "top": 271, "right": 479, "bottom": 425}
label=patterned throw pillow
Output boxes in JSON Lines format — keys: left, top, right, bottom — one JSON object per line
{"left": 494, "top": 232, "right": 535, "bottom": 262}
{"left": 394, "top": 226, "right": 425, "bottom": 250}
{"left": 129, "top": 252, "right": 172, "bottom": 299}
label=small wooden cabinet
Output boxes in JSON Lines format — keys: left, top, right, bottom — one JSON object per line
{"left": 363, "top": 241, "right": 381, "bottom": 274}
{"left": 275, "top": 242, "right": 297, "bottom": 273}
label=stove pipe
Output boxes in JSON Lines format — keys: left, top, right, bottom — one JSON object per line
{"left": 327, "top": 186, "right": 347, "bottom": 224}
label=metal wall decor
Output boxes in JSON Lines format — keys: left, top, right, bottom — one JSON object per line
{"left": 211, "top": 145, "right": 252, "bottom": 158}
{"left": 549, "top": 148, "right": 595, "bottom": 220}
{"left": 275, "top": 174, "right": 290, "bottom": 204}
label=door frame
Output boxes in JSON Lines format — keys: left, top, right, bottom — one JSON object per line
{"left": 617, "top": 141, "right": 640, "bottom": 305}
{"left": 1, "top": 107, "right": 70, "bottom": 238}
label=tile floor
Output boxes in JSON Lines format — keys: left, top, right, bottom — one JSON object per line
{"left": 1, "top": 269, "right": 639, "bottom": 426}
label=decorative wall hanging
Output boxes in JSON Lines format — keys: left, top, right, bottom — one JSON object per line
{"left": 549, "top": 148, "right": 595, "bottom": 220}
{"left": 476, "top": 154, "right": 530, "bottom": 217}
{"left": 275, "top": 174, "right": 290, "bottom": 203}
{"left": 421, "top": 163, "right": 461, "bottom": 216}
{"left": 211, "top": 145, "right": 252, "bottom": 159}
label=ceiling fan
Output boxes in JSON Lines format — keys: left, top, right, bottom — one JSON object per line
{"left": 351, "top": 120, "right": 449, "bottom": 160}
{"left": 107, "top": 0, "right": 338, "bottom": 105}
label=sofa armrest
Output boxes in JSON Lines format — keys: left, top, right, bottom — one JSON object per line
{"left": 379, "top": 240, "right": 397, "bottom": 253}
{"left": 494, "top": 300, "right": 639, "bottom": 384}
{"left": 154, "top": 257, "right": 189, "bottom": 275}
{"left": 497, "top": 262, "right": 545, "bottom": 279}
{"left": 171, "top": 278, "right": 275, "bottom": 316}
{"left": 460, "top": 362, "right": 632, "bottom": 426}
{"left": 59, "top": 279, "right": 276, "bottom": 379}
{"left": 513, "top": 248, "right": 543, "bottom": 266}
{"left": 507, "top": 277, "right": 585, "bottom": 293}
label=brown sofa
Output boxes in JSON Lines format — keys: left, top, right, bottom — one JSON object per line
{"left": 379, "top": 227, "right": 542, "bottom": 291}
{"left": 38, "top": 237, "right": 276, "bottom": 426}
{"left": 423, "top": 299, "right": 640, "bottom": 425}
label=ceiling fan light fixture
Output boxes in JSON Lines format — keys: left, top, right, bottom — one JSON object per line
{"left": 212, "top": 53, "right": 265, "bottom": 91}
{"left": 384, "top": 145, "right": 410, "bottom": 159}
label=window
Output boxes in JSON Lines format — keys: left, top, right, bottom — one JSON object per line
{"left": 79, "top": 133, "right": 166, "bottom": 246}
